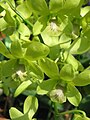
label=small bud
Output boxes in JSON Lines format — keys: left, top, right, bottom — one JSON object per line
{"left": 50, "top": 22, "right": 58, "bottom": 32}
{"left": 50, "top": 88, "right": 66, "bottom": 103}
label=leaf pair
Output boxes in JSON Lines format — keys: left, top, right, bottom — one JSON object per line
{"left": 0, "top": 40, "right": 50, "bottom": 60}
{"left": 9, "top": 96, "right": 38, "bottom": 120}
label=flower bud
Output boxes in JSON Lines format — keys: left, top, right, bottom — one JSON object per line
{"left": 50, "top": 88, "right": 66, "bottom": 103}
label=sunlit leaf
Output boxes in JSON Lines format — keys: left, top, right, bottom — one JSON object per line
{"left": 70, "top": 29, "right": 90, "bottom": 54}
{"left": 49, "top": 44, "right": 60, "bottom": 60}
{"left": 17, "top": 1, "right": 32, "bottom": 19}
{"left": 25, "top": 42, "right": 50, "bottom": 61}
{"left": 37, "top": 79, "right": 57, "bottom": 95}
{"left": 39, "top": 58, "right": 59, "bottom": 79}
{"left": 9, "top": 107, "right": 23, "bottom": 119}
{"left": 73, "top": 69, "right": 90, "bottom": 86}
{"left": 18, "top": 23, "right": 30, "bottom": 37}
{"left": 33, "top": 20, "right": 43, "bottom": 35}
{"left": 81, "top": 6, "right": 90, "bottom": 17}
{"left": 66, "top": 84, "right": 82, "bottom": 106}
{"left": 4, "top": 10, "right": 15, "bottom": 25}
{"left": 11, "top": 40, "right": 23, "bottom": 58}
{"left": 0, "top": 41, "right": 13, "bottom": 58}
{"left": 63, "top": 52, "right": 79, "bottom": 70}
{"left": 60, "top": 64, "right": 75, "bottom": 81}
{"left": 14, "top": 80, "right": 32, "bottom": 97}
{"left": 64, "top": 0, "right": 82, "bottom": 9}
{"left": 24, "top": 96, "right": 38, "bottom": 119}
{"left": 26, "top": 0, "right": 49, "bottom": 16}
{"left": 27, "top": 61, "right": 44, "bottom": 80}
{"left": 0, "top": 18, "right": 8, "bottom": 31}
{"left": 49, "top": 0, "right": 63, "bottom": 13}
{"left": 59, "top": 33, "right": 71, "bottom": 49}
{"left": 2, "top": 59, "right": 17, "bottom": 77}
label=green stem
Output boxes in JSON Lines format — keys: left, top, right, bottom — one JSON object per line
{"left": 64, "top": 37, "right": 80, "bottom": 62}
{"left": 54, "top": 103, "right": 59, "bottom": 120}
{"left": 68, "top": 37, "right": 80, "bottom": 51}
{"left": 7, "top": 0, "right": 33, "bottom": 30}
{"left": 57, "top": 109, "right": 86, "bottom": 117}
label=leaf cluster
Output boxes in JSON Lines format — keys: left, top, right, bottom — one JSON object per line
{"left": 0, "top": 0, "right": 90, "bottom": 119}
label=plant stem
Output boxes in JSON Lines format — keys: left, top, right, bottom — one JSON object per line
{"left": 54, "top": 103, "right": 59, "bottom": 120}
{"left": 57, "top": 109, "right": 86, "bottom": 117}
{"left": 7, "top": 0, "right": 33, "bottom": 30}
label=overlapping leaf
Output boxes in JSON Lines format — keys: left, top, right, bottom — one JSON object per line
{"left": 39, "top": 58, "right": 59, "bottom": 79}
{"left": 37, "top": 79, "right": 57, "bottom": 95}
{"left": 66, "top": 84, "right": 82, "bottom": 106}
{"left": 26, "top": 0, "right": 49, "bottom": 16}
{"left": 60, "top": 64, "right": 75, "bottom": 81}
{"left": 25, "top": 42, "right": 50, "bottom": 61}
{"left": 73, "top": 69, "right": 90, "bottom": 86}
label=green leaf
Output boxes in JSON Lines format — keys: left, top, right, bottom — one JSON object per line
{"left": 42, "top": 21, "right": 62, "bottom": 37}
{"left": 2, "top": 59, "right": 17, "bottom": 77}
{"left": 33, "top": 20, "right": 43, "bottom": 35}
{"left": 17, "top": 1, "right": 32, "bottom": 19}
{"left": 41, "top": 17, "right": 72, "bottom": 47}
{"left": 11, "top": 40, "right": 23, "bottom": 58}
{"left": 9, "top": 109, "right": 29, "bottom": 120}
{"left": 81, "top": 11, "right": 90, "bottom": 29}
{"left": 9, "top": 96, "right": 38, "bottom": 120}
{"left": 63, "top": 52, "right": 79, "bottom": 70}
{"left": 59, "top": 33, "right": 71, "bottom": 49}
{"left": 9, "top": 107, "right": 23, "bottom": 119}
{"left": 18, "top": 23, "right": 30, "bottom": 37}
{"left": 37, "top": 79, "right": 57, "bottom": 95}
{"left": 49, "top": 44, "right": 60, "bottom": 60}
{"left": 28, "top": 61, "right": 44, "bottom": 80}
{"left": 4, "top": 10, "right": 15, "bottom": 25}
{"left": 73, "top": 115, "right": 83, "bottom": 120}
{"left": 0, "top": 1, "right": 15, "bottom": 16}
{"left": 60, "top": 64, "right": 74, "bottom": 81}
{"left": 49, "top": 0, "right": 63, "bottom": 13}
{"left": 58, "top": 0, "right": 83, "bottom": 19}
{"left": 64, "top": 0, "right": 82, "bottom": 9}
{"left": 84, "top": 117, "right": 90, "bottom": 120}
{"left": 70, "top": 29, "right": 90, "bottom": 54}
{"left": 0, "top": 6, "right": 4, "bottom": 12}
{"left": 81, "top": 6, "right": 90, "bottom": 17}
{"left": 41, "top": 32, "right": 59, "bottom": 46}
{"left": 0, "top": 41, "right": 13, "bottom": 58}
{"left": 24, "top": 96, "right": 38, "bottom": 119}
{"left": 26, "top": 0, "right": 49, "bottom": 16}
{"left": 73, "top": 114, "right": 90, "bottom": 120}
{"left": 14, "top": 80, "right": 32, "bottom": 97}
{"left": 16, "top": 0, "right": 24, "bottom": 5}
{"left": 3, "top": 25, "right": 15, "bottom": 35}
{"left": 73, "top": 69, "right": 90, "bottom": 86}
{"left": 66, "top": 84, "right": 82, "bottom": 106}
{"left": 60, "top": 16, "right": 73, "bottom": 34}
{"left": 39, "top": 58, "right": 59, "bottom": 78}
{"left": 41, "top": 22, "right": 60, "bottom": 46}
{"left": 0, "top": 18, "right": 8, "bottom": 31}
{"left": 25, "top": 42, "right": 50, "bottom": 61}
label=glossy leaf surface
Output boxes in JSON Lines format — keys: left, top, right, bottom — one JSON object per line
{"left": 39, "top": 58, "right": 59, "bottom": 78}
{"left": 66, "top": 84, "right": 82, "bottom": 106}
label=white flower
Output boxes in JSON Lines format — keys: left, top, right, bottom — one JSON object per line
{"left": 50, "top": 22, "right": 58, "bottom": 31}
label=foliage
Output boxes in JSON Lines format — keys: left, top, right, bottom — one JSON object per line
{"left": 0, "top": 0, "right": 90, "bottom": 119}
